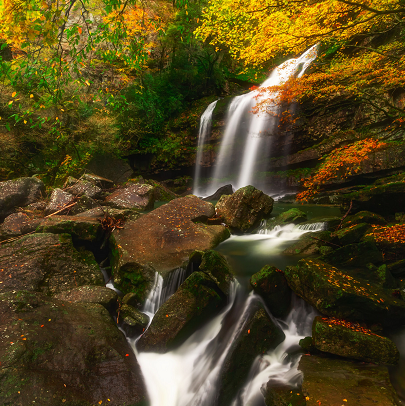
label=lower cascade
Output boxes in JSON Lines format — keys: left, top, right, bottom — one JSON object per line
{"left": 131, "top": 223, "right": 322, "bottom": 406}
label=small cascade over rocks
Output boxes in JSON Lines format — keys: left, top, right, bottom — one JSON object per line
{"left": 193, "top": 44, "right": 318, "bottom": 197}
{"left": 142, "top": 267, "right": 187, "bottom": 318}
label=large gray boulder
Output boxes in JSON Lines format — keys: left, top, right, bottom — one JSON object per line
{"left": 105, "top": 182, "right": 155, "bottom": 210}
{"left": 0, "top": 177, "right": 45, "bottom": 220}
{"left": 216, "top": 185, "right": 273, "bottom": 232}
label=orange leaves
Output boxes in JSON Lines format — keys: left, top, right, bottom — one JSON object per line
{"left": 297, "top": 138, "right": 387, "bottom": 201}
{"left": 371, "top": 224, "right": 405, "bottom": 244}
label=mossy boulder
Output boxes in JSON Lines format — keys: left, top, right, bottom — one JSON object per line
{"left": 299, "top": 354, "right": 400, "bottom": 406}
{"left": 388, "top": 259, "right": 405, "bottom": 277}
{"left": 250, "top": 265, "right": 291, "bottom": 318}
{"left": 105, "top": 182, "right": 155, "bottom": 210}
{"left": 188, "top": 249, "right": 234, "bottom": 296}
{"left": 341, "top": 181, "right": 405, "bottom": 216}
{"left": 265, "top": 208, "right": 307, "bottom": 230}
{"left": 136, "top": 271, "right": 227, "bottom": 353}
{"left": 54, "top": 286, "right": 118, "bottom": 310}
{"left": 145, "top": 179, "right": 179, "bottom": 201}
{"left": 0, "top": 291, "right": 147, "bottom": 406}
{"left": 342, "top": 210, "right": 387, "bottom": 227}
{"left": 109, "top": 195, "right": 230, "bottom": 300}
{"left": 35, "top": 215, "right": 104, "bottom": 242}
{"left": 312, "top": 316, "right": 399, "bottom": 365}
{"left": 0, "top": 233, "right": 103, "bottom": 296}
{"left": 319, "top": 241, "right": 383, "bottom": 267}
{"left": 215, "top": 185, "right": 273, "bottom": 233}
{"left": 77, "top": 207, "right": 140, "bottom": 222}
{"left": 217, "top": 302, "right": 285, "bottom": 406}
{"left": 283, "top": 230, "right": 334, "bottom": 256}
{"left": 119, "top": 304, "right": 150, "bottom": 337}
{"left": 0, "top": 177, "right": 45, "bottom": 220}
{"left": 284, "top": 259, "right": 405, "bottom": 326}
{"left": 334, "top": 222, "right": 372, "bottom": 245}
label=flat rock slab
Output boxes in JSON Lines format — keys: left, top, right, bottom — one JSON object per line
{"left": 285, "top": 259, "right": 405, "bottom": 327}
{"left": 299, "top": 354, "right": 400, "bottom": 406}
{"left": 0, "top": 177, "right": 45, "bottom": 220}
{"left": 110, "top": 195, "right": 230, "bottom": 298}
{"left": 0, "top": 291, "right": 147, "bottom": 406}
{"left": 0, "top": 233, "right": 103, "bottom": 295}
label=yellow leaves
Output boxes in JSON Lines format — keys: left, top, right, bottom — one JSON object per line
{"left": 30, "top": 94, "right": 34, "bottom": 98}
{"left": 85, "top": 80, "right": 90, "bottom": 86}
{"left": 11, "top": 91, "right": 16, "bottom": 97}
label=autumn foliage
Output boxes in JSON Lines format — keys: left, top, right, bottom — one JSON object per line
{"left": 296, "top": 138, "right": 387, "bottom": 201}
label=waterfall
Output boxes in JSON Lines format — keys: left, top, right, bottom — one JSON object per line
{"left": 200, "top": 44, "right": 318, "bottom": 196}
{"left": 193, "top": 100, "right": 218, "bottom": 195}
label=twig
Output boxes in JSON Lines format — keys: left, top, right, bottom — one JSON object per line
{"left": 0, "top": 231, "right": 36, "bottom": 245}
{"left": 44, "top": 201, "right": 77, "bottom": 218}
{"left": 336, "top": 200, "right": 353, "bottom": 230}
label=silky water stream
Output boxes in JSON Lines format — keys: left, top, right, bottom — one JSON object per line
{"left": 128, "top": 205, "right": 341, "bottom": 406}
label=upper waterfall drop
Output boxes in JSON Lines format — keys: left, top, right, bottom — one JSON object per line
{"left": 193, "top": 44, "right": 318, "bottom": 197}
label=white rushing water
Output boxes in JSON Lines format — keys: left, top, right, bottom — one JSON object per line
{"left": 133, "top": 223, "right": 321, "bottom": 406}
{"left": 193, "top": 100, "right": 218, "bottom": 196}
{"left": 196, "top": 44, "right": 318, "bottom": 196}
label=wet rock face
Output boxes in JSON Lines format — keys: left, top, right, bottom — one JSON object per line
{"left": 0, "top": 177, "right": 45, "bottom": 220}
{"left": 216, "top": 185, "right": 274, "bottom": 233}
{"left": 250, "top": 265, "right": 292, "bottom": 318}
{"left": 44, "top": 188, "right": 75, "bottom": 215}
{"left": 0, "top": 291, "right": 148, "bottom": 406}
{"left": 105, "top": 182, "right": 155, "bottom": 210}
{"left": 110, "top": 195, "right": 230, "bottom": 299}
{"left": 0, "top": 233, "right": 103, "bottom": 296}
{"left": 285, "top": 259, "right": 405, "bottom": 327}
{"left": 312, "top": 316, "right": 399, "bottom": 365}
{"left": 298, "top": 354, "right": 401, "bottom": 406}
{"left": 217, "top": 302, "right": 285, "bottom": 406}
{"left": 136, "top": 271, "right": 227, "bottom": 353}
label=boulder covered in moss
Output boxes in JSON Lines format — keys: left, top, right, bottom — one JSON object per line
{"left": 250, "top": 265, "right": 291, "bottom": 318}
{"left": 215, "top": 185, "right": 273, "bottom": 233}
{"left": 105, "top": 182, "right": 155, "bottom": 210}
{"left": 136, "top": 271, "right": 227, "bottom": 353}
{"left": 188, "top": 249, "right": 234, "bottom": 296}
{"left": 110, "top": 195, "right": 230, "bottom": 300}
{"left": 146, "top": 179, "right": 179, "bottom": 201}
{"left": 119, "top": 304, "right": 150, "bottom": 337}
{"left": 334, "top": 222, "right": 371, "bottom": 245}
{"left": 0, "top": 177, "right": 45, "bottom": 220}
{"left": 299, "top": 354, "right": 400, "bottom": 406}
{"left": 0, "top": 233, "right": 103, "bottom": 296}
{"left": 312, "top": 316, "right": 399, "bottom": 365}
{"left": 284, "top": 259, "right": 405, "bottom": 326}
{"left": 283, "top": 230, "right": 334, "bottom": 256}
{"left": 319, "top": 240, "right": 383, "bottom": 267}
{"left": 35, "top": 215, "right": 104, "bottom": 242}
{"left": 342, "top": 210, "right": 387, "bottom": 227}
{"left": 265, "top": 208, "right": 307, "bottom": 230}
{"left": 0, "top": 291, "right": 148, "bottom": 406}
{"left": 217, "top": 302, "right": 285, "bottom": 406}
